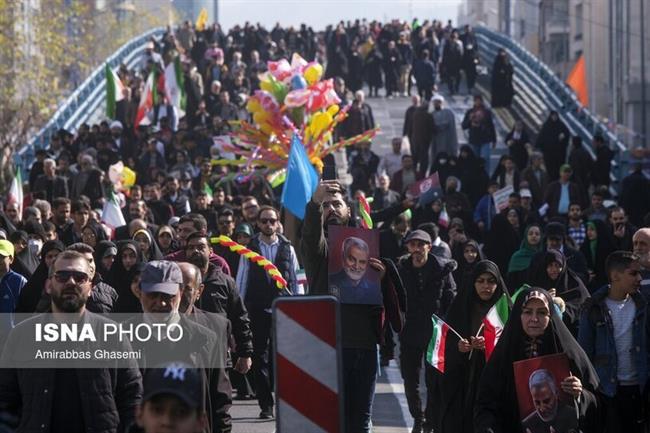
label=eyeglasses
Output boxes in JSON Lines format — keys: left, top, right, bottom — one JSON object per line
{"left": 259, "top": 218, "right": 277, "bottom": 225}
{"left": 243, "top": 204, "right": 259, "bottom": 211}
{"left": 53, "top": 271, "right": 90, "bottom": 284}
{"left": 218, "top": 220, "right": 234, "bottom": 225}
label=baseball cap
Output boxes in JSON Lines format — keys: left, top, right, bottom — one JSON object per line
{"left": 405, "top": 229, "right": 432, "bottom": 244}
{"left": 143, "top": 362, "right": 203, "bottom": 410}
{"left": 140, "top": 260, "right": 183, "bottom": 295}
{"left": 520, "top": 188, "right": 532, "bottom": 199}
{"left": 235, "top": 223, "right": 253, "bottom": 237}
{"left": 0, "top": 240, "right": 14, "bottom": 258}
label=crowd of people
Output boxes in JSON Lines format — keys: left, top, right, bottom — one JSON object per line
{"left": 0, "top": 16, "right": 647, "bottom": 433}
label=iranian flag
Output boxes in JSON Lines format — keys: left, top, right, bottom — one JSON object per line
{"left": 483, "top": 286, "right": 525, "bottom": 360}
{"left": 101, "top": 189, "right": 126, "bottom": 234}
{"left": 483, "top": 294, "right": 510, "bottom": 361}
{"left": 105, "top": 64, "right": 126, "bottom": 119}
{"left": 7, "top": 167, "right": 23, "bottom": 216}
{"left": 438, "top": 204, "right": 449, "bottom": 228}
{"left": 164, "top": 56, "right": 186, "bottom": 116}
{"left": 426, "top": 314, "right": 453, "bottom": 373}
{"left": 135, "top": 71, "right": 155, "bottom": 128}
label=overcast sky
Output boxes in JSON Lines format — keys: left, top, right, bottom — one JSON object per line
{"left": 217, "top": 0, "right": 462, "bottom": 30}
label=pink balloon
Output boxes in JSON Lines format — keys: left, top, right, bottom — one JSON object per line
{"left": 268, "top": 59, "right": 292, "bottom": 82}
{"left": 284, "top": 89, "right": 311, "bottom": 107}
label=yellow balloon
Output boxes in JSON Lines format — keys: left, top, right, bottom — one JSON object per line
{"left": 247, "top": 99, "right": 261, "bottom": 113}
{"left": 311, "top": 111, "right": 333, "bottom": 137}
{"left": 253, "top": 111, "right": 269, "bottom": 125}
{"left": 260, "top": 80, "right": 274, "bottom": 93}
{"left": 123, "top": 166, "right": 136, "bottom": 188}
{"left": 304, "top": 64, "right": 323, "bottom": 85}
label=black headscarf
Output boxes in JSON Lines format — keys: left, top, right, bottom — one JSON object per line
{"left": 441, "top": 260, "right": 510, "bottom": 433}
{"left": 474, "top": 287, "right": 599, "bottom": 433}
{"left": 579, "top": 219, "right": 615, "bottom": 292}
{"left": 14, "top": 240, "right": 65, "bottom": 313}
{"left": 528, "top": 249, "right": 590, "bottom": 332}
{"left": 94, "top": 240, "right": 117, "bottom": 280}
{"left": 452, "top": 239, "right": 485, "bottom": 293}
{"left": 82, "top": 221, "right": 108, "bottom": 245}
{"left": 457, "top": 145, "right": 488, "bottom": 206}
{"left": 106, "top": 240, "right": 144, "bottom": 313}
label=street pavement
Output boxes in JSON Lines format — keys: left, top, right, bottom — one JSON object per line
{"left": 232, "top": 86, "right": 506, "bottom": 433}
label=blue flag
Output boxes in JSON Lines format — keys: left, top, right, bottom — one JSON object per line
{"left": 281, "top": 134, "right": 319, "bottom": 219}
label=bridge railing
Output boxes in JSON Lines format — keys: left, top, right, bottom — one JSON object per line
{"left": 474, "top": 26, "right": 628, "bottom": 189}
{"left": 16, "top": 27, "right": 166, "bottom": 173}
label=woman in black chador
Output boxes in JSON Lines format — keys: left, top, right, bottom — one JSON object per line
{"left": 528, "top": 249, "right": 590, "bottom": 335}
{"left": 439, "top": 260, "right": 510, "bottom": 433}
{"left": 536, "top": 111, "right": 570, "bottom": 181}
{"left": 491, "top": 48, "right": 514, "bottom": 108}
{"left": 474, "top": 287, "right": 599, "bottom": 433}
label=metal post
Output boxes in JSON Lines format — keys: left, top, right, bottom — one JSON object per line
{"left": 641, "top": 0, "right": 647, "bottom": 148}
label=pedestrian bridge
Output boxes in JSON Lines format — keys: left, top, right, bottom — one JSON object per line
{"left": 21, "top": 25, "right": 628, "bottom": 189}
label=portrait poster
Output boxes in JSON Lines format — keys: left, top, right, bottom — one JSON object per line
{"left": 327, "top": 226, "right": 381, "bottom": 305}
{"left": 406, "top": 172, "right": 442, "bottom": 206}
{"left": 513, "top": 353, "right": 579, "bottom": 433}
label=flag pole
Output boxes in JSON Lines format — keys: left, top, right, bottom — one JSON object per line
{"left": 468, "top": 323, "right": 485, "bottom": 360}
{"left": 432, "top": 314, "right": 463, "bottom": 340}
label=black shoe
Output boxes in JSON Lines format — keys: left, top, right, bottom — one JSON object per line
{"left": 411, "top": 419, "right": 424, "bottom": 433}
{"left": 259, "top": 408, "right": 274, "bottom": 419}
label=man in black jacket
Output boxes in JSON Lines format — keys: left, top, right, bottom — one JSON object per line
{"left": 0, "top": 250, "right": 142, "bottom": 432}
{"left": 239, "top": 206, "right": 298, "bottom": 418}
{"left": 183, "top": 232, "right": 253, "bottom": 388}
{"left": 397, "top": 230, "right": 456, "bottom": 433}
{"left": 301, "top": 180, "right": 404, "bottom": 433}
{"left": 130, "top": 260, "right": 231, "bottom": 433}
{"left": 33, "top": 158, "right": 69, "bottom": 203}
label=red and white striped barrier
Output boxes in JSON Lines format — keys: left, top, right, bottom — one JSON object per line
{"left": 273, "top": 296, "right": 343, "bottom": 433}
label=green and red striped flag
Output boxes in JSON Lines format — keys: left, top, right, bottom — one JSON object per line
{"left": 105, "top": 64, "right": 125, "bottom": 119}
{"left": 483, "top": 286, "right": 526, "bottom": 360}
{"left": 426, "top": 314, "right": 460, "bottom": 373}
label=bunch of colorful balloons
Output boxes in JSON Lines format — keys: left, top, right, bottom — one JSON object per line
{"left": 218, "top": 53, "right": 380, "bottom": 174}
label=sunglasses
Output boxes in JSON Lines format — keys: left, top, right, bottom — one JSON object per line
{"left": 53, "top": 270, "right": 90, "bottom": 284}
{"left": 259, "top": 218, "right": 277, "bottom": 225}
